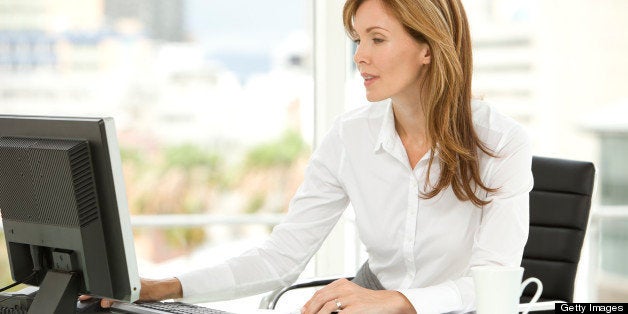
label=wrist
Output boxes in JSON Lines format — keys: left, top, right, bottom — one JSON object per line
{"left": 140, "top": 277, "right": 183, "bottom": 301}
{"left": 392, "top": 291, "right": 417, "bottom": 314}
{"left": 163, "top": 277, "right": 183, "bottom": 299}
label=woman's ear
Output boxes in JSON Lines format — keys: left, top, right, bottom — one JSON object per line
{"left": 422, "top": 45, "right": 431, "bottom": 65}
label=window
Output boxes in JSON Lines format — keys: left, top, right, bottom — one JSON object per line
{"left": 0, "top": 2, "right": 313, "bottom": 309}
{"left": 463, "top": 0, "right": 628, "bottom": 302}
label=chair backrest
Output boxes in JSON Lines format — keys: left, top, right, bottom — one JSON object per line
{"left": 520, "top": 156, "right": 595, "bottom": 303}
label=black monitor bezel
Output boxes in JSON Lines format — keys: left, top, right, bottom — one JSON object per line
{"left": 0, "top": 114, "right": 140, "bottom": 302}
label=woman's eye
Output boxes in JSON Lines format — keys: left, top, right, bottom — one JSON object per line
{"left": 373, "top": 38, "right": 384, "bottom": 44}
{"left": 353, "top": 39, "right": 361, "bottom": 44}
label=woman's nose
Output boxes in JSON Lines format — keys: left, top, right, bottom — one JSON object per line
{"left": 353, "top": 43, "right": 368, "bottom": 65}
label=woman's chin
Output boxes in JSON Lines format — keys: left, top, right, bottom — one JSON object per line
{"left": 365, "top": 92, "right": 386, "bottom": 103}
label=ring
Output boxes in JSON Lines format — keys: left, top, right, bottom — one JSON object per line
{"left": 334, "top": 298, "right": 343, "bottom": 310}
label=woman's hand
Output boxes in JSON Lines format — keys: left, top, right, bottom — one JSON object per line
{"left": 301, "top": 278, "right": 416, "bottom": 314}
{"left": 78, "top": 277, "right": 183, "bottom": 308}
{"left": 139, "top": 277, "right": 183, "bottom": 302}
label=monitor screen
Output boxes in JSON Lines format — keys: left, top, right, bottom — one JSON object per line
{"left": 0, "top": 115, "right": 140, "bottom": 312}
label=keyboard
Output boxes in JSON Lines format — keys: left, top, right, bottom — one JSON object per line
{"left": 0, "top": 292, "right": 32, "bottom": 314}
{"left": 111, "top": 301, "right": 235, "bottom": 314}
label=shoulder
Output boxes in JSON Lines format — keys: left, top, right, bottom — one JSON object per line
{"left": 338, "top": 101, "right": 388, "bottom": 124}
{"left": 331, "top": 100, "right": 388, "bottom": 138}
{"left": 471, "top": 99, "right": 529, "bottom": 153}
{"left": 318, "top": 101, "right": 386, "bottom": 147}
{"left": 471, "top": 99, "right": 523, "bottom": 133}
{"left": 472, "top": 100, "right": 533, "bottom": 195}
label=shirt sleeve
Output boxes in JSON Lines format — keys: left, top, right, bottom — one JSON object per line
{"left": 177, "top": 119, "right": 350, "bottom": 303}
{"left": 397, "top": 124, "right": 533, "bottom": 314}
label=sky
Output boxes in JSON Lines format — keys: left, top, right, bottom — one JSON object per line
{"left": 185, "top": 0, "right": 308, "bottom": 52}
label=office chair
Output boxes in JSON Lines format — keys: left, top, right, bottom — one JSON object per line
{"left": 520, "top": 156, "right": 595, "bottom": 313}
{"left": 260, "top": 156, "right": 596, "bottom": 311}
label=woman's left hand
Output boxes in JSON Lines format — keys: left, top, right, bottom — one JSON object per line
{"left": 300, "top": 278, "right": 416, "bottom": 314}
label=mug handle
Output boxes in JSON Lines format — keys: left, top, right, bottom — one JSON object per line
{"left": 519, "top": 277, "right": 543, "bottom": 314}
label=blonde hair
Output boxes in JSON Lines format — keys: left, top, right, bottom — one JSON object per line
{"left": 343, "top": 0, "right": 497, "bottom": 207}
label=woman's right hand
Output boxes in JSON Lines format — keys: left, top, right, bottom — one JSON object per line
{"left": 139, "top": 277, "right": 183, "bottom": 302}
{"left": 79, "top": 277, "right": 183, "bottom": 308}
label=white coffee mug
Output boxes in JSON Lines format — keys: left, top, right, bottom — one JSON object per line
{"left": 472, "top": 266, "right": 543, "bottom": 314}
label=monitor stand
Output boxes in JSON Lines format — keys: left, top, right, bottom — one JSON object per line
{"left": 28, "top": 270, "right": 79, "bottom": 314}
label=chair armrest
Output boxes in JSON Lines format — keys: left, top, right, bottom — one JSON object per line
{"left": 259, "top": 277, "right": 354, "bottom": 310}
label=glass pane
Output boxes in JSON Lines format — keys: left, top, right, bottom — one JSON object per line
{"left": 0, "top": 0, "right": 313, "bottom": 301}
{"left": 600, "top": 135, "right": 628, "bottom": 205}
{"left": 598, "top": 134, "right": 628, "bottom": 301}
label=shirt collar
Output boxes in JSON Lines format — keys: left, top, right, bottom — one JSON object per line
{"left": 374, "top": 100, "right": 397, "bottom": 154}
{"left": 372, "top": 100, "right": 440, "bottom": 166}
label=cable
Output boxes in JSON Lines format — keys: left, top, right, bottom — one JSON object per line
{"left": 0, "top": 294, "right": 17, "bottom": 305}
{"left": 0, "top": 271, "right": 38, "bottom": 293}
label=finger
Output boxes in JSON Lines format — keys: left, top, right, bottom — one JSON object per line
{"left": 302, "top": 293, "right": 325, "bottom": 314}
{"left": 303, "top": 288, "right": 333, "bottom": 313}
{"left": 77, "top": 295, "right": 91, "bottom": 301}
{"left": 317, "top": 300, "right": 340, "bottom": 314}
{"left": 101, "top": 299, "right": 114, "bottom": 308}
{"left": 303, "top": 278, "right": 357, "bottom": 314}
{"left": 334, "top": 299, "right": 346, "bottom": 313}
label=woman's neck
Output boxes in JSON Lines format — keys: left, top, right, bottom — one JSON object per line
{"left": 392, "top": 99, "right": 431, "bottom": 168}
{"left": 392, "top": 99, "right": 427, "bottom": 142}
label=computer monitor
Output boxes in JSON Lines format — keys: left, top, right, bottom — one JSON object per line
{"left": 0, "top": 115, "right": 140, "bottom": 312}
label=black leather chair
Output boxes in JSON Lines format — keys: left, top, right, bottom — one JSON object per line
{"left": 261, "top": 156, "right": 596, "bottom": 311}
{"left": 520, "top": 156, "right": 595, "bottom": 312}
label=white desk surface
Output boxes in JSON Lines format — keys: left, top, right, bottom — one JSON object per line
{"left": 223, "top": 301, "right": 564, "bottom": 313}
{"left": 519, "top": 300, "right": 565, "bottom": 312}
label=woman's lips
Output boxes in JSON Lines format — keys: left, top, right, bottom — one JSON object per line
{"left": 362, "top": 73, "right": 379, "bottom": 87}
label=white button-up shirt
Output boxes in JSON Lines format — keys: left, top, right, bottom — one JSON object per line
{"left": 178, "top": 100, "right": 533, "bottom": 314}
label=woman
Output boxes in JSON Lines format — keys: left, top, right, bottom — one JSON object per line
{"left": 124, "top": 0, "right": 533, "bottom": 313}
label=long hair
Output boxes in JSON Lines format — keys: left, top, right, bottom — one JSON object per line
{"left": 343, "top": 0, "right": 497, "bottom": 207}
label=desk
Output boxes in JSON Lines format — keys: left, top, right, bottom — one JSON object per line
{"left": 0, "top": 290, "right": 563, "bottom": 314}
{"left": 519, "top": 300, "right": 565, "bottom": 312}
{"left": 109, "top": 302, "right": 300, "bottom": 314}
